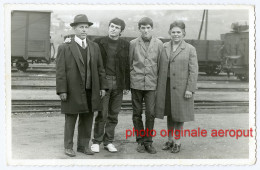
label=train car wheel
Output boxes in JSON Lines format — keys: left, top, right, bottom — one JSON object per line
{"left": 16, "top": 61, "right": 29, "bottom": 72}
{"left": 205, "top": 70, "right": 213, "bottom": 76}
{"left": 212, "top": 69, "right": 221, "bottom": 75}
{"left": 205, "top": 66, "right": 221, "bottom": 76}
{"left": 237, "top": 74, "right": 248, "bottom": 81}
{"left": 46, "top": 59, "right": 51, "bottom": 64}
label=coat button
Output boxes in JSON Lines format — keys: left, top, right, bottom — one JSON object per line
{"left": 173, "top": 73, "right": 175, "bottom": 76}
{"left": 172, "top": 60, "right": 175, "bottom": 62}
{"left": 173, "top": 87, "right": 176, "bottom": 89}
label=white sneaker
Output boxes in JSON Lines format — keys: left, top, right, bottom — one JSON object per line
{"left": 104, "top": 143, "right": 118, "bottom": 153}
{"left": 91, "top": 144, "right": 100, "bottom": 153}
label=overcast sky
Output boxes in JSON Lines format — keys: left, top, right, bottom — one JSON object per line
{"left": 52, "top": 9, "right": 249, "bottom": 40}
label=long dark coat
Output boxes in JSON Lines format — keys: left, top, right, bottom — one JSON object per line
{"left": 56, "top": 38, "right": 107, "bottom": 114}
{"left": 155, "top": 40, "right": 198, "bottom": 122}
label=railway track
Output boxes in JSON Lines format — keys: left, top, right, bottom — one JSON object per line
{"left": 11, "top": 73, "right": 241, "bottom": 82}
{"left": 11, "top": 67, "right": 234, "bottom": 76}
{"left": 11, "top": 100, "right": 249, "bottom": 113}
{"left": 10, "top": 84, "right": 249, "bottom": 92}
{"left": 10, "top": 66, "right": 249, "bottom": 113}
{"left": 12, "top": 69, "right": 56, "bottom": 74}
{"left": 11, "top": 65, "right": 242, "bottom": 82}
{"left": 11, "top": 68, "right": 231, "bottom": 76}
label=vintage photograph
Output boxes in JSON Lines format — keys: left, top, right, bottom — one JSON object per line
{"left": 4, "top": 4, "right": 255, "bottom": 165}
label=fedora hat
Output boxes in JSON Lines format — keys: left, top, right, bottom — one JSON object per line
{"left": 70, "top": 14, "right": 93, "bottom": 27}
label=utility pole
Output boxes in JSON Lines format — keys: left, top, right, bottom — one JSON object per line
{"left": 198, "top": 10, "right": 205, "bottom": 40}
{"left": 204, "top": 10, "right": 208, "bottom": 40}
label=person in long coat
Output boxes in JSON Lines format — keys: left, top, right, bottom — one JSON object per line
{"left": 56, "top": 14, "right": 107, "bottom": 157}
{"left": 155, "top": 20, "right": 198, "bottom": 153}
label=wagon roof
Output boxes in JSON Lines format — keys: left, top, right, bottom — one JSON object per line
{"left": 11, "top": 10, "right": 53, "bottom": 13}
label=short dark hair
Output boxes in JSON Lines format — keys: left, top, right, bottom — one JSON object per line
{"left": 109, "top": 18, "right": 126, "bottom": 31}
{"left": 169, "top": 20, "right": 186, "bottom": 31}
{"left": 138, "top": 17, "right": 153, "bottom": 28}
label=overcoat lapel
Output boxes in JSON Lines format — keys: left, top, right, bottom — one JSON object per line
{"left": 69, "top": 40, "right": 85, "bottom": 82}
{"left": 86, "top": 38, "right": 93, "bottom": 66}
{"left": 170, "top": 40, "right": 186, "bottom": 62}
{"left": 164, "top": 42, "right": 171, "bottom": 60}
{"left": 70, "top": 40, "right": 84, "bottom": 64}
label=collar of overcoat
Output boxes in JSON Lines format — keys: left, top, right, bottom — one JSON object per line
{"left": 99, "top": 36, "right": 126, "bottom": 55}
{"left": 69, "top": 37, "right": 94, "bottom": 82}
{"left": 137, "top": 36, "right": 157, "bottom": 52}
{"left": 164, "top": 40, "right": 186, "bottom": 62}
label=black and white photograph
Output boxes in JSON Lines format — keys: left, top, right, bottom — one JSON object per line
{"left": 2, "top": 3, "right": 256, "bottom": 166}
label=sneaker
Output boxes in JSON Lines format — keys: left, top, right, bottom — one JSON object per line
{"left": 104, "top": 143, "right": 118, "bottom": 153}
{"left": 145, "top": 145, "right": 157, "bottom": 154}
{"left": 136, "top": 143, "right": 145, "bottom": 153}
{"left": 91, "top": 144, "right": 100, "bottom": 153}
{"left": 162, "top": 141, "right": 174, "bottom": 150}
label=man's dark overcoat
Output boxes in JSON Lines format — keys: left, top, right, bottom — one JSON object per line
{"left": 56, "top": 38, "right": 107, "bottom": 114}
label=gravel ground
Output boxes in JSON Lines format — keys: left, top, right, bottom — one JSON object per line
{"left": 11, "top": 109, "right": 250, "bottom": 160}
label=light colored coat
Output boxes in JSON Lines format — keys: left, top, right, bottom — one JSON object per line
{"left": 155, "top": 40, "right": 198, "bottom": 121}
{"left": 129, "top": 37, "right": 163, "bottom": 90}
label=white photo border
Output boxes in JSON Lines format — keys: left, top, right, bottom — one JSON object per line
{"left": 3, "top": 3, "right": 257, "bottom": 167}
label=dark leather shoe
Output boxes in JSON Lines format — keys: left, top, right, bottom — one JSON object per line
{"left": 171, "top": 143, "right": 181, "bottom": 153}
{"left": 145, "top": 145, "right": 157, "bottom": 154}
{"left": 65, "top": 149, "right": 76, "bottom": 157}
{"left": 136, "top": 143, "right": 145, "bottom": 153}
{"left": 77, "top": 147, "right": 94, "bottom": 155}
{"left": 162, "top": 141, "right": 173, "bottom": 150}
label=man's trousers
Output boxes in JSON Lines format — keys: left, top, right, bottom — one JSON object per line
{"left": 131, "top": 89, "right": 156, "bottom": 146}
{"left": 64, "top": 90, "right": 93, "bottom": 150}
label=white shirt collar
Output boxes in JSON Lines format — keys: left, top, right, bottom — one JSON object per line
{"left": 74, "top": 35, "right": 87, "bottom": 48}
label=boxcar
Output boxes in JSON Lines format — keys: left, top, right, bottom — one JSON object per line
{"left": 11, "top": 10, "right": 52, "bottom": 71}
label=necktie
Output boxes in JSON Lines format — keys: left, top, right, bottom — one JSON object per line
{"left": 82, "top": 40, "right": 86, "bottom": 49}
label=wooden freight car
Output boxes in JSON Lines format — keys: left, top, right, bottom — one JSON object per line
{"left": 11, "top": 10, "right": 52, "bottom": 71}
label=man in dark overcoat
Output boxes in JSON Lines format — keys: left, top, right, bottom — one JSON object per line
{"left": 56, "top": 14, "right": 107, "bottom": 157}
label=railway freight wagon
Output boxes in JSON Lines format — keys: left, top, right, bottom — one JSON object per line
{"left": 11, "top": 10, "right": 52, "bottom": 71}
{"left": 65, "top": 35, "right": 223, "bottom": 76}
{"left": 185, "top": 40, "right": 223, "bottom": 75}
{"left": 220, "top": 24, "right": 249, "bottom": 81}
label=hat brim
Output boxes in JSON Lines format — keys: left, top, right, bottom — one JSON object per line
{"left": 70, "top": 22, "right": 93, "bottom": 27}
